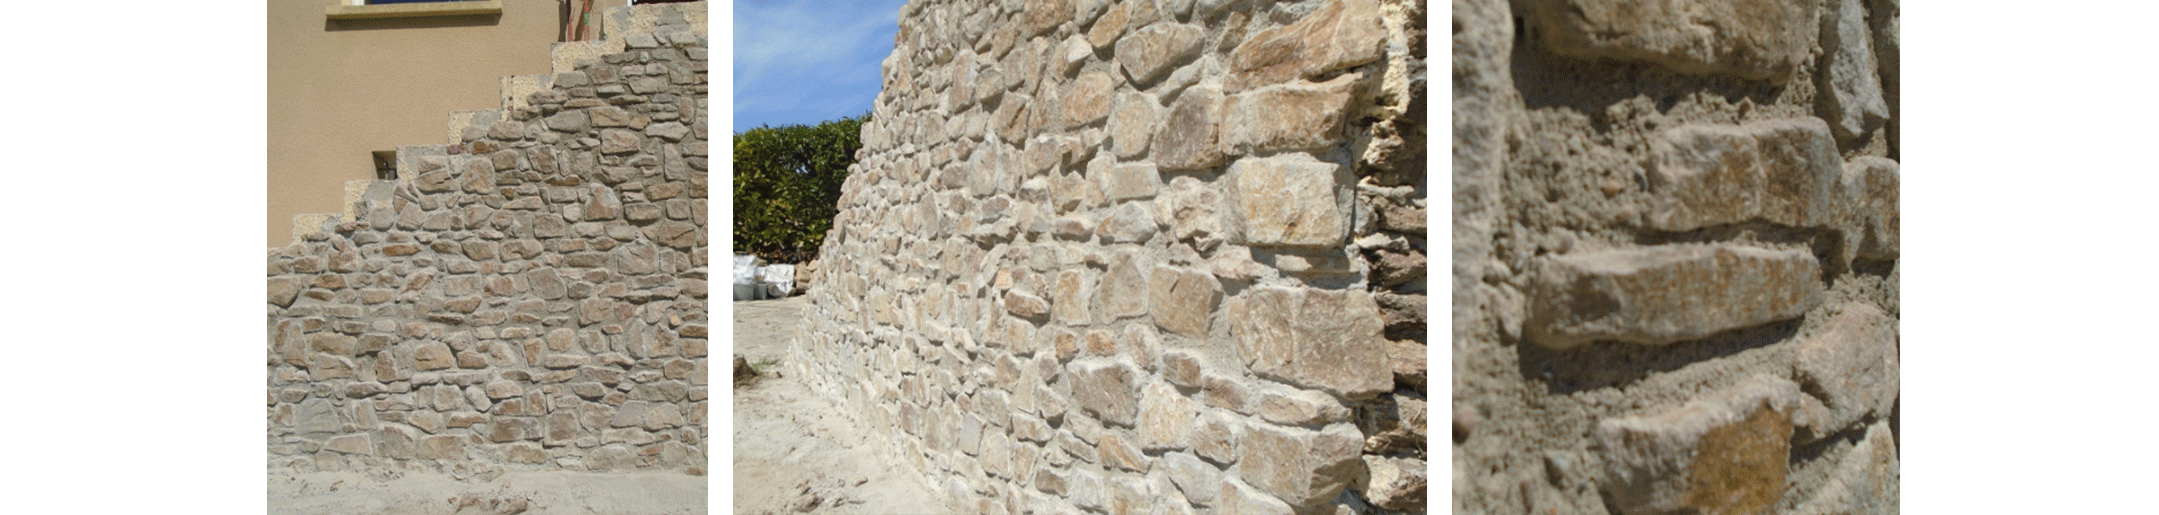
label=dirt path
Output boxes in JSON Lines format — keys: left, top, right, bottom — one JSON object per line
{"left": 730, "top": 295, "right": 951, "bottom": 515}
{"left": 267, "top": 469, "right": 705, "bottom": 514}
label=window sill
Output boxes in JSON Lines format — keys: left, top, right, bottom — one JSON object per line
{"left": 325, "top": 1, "right": 503, "bottom": 20}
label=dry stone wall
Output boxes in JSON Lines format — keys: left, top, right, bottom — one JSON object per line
{"left": 266, "top": 2, "right": 709, "bottom": 479}
{"left": 1453, "top": 0, "right": 1897, "bottom": 513}
{"left": 795, "top": 0, "right": 1427, "bottom": 513}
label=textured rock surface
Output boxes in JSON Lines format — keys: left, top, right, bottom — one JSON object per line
{"left": 268, "top": 2, "right": 707, "bottom": 477}
{"left": 1454, "top": 0, "right": 1896, "bottom": 511}
{"left": 792, "top": 0, "right": 1426, "bottom": 513}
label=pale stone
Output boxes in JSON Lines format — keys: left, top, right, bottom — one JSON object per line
{"left": 1108, "top": 92, "right": 1160, "bottom": 159}
{"left": 412, "top": 342, "right": 454, "bottom": 371}
{"left": 1793, "top": 303, "right": 1899, "bottom": 432}
{"left": 1255, "top": 387, "right": 1353, "bottom": 426}
{"left": 1051, "top": 270, "right": 1094, "bottom": 325}
{"left": 1228, "top": 153, "right": 1347, "bottom": 248}
{"left": 1820, "top": 0, "right": 1890, "bottom": 141}
{"left": 1100, "top": 162, "right": 1162, "bottom": 201}
{"left": 1137, "top": 381, "right": 1202, "bottom": 451}
{"left": 1360, "top": 455, "right": 1427, "bottom": 512}
{"left": 1086, "top": 0, "right": 1133, "bottom": 49}
{"left": 1094, "top": 201, "right": 1159, "bottom": 243}
{"left": 417, "top": 435, "right": 466, "bottom": 460}
{"left": 1842, "top": 157, "right": 1899, "bottom": 261}
{"left": 269, "top": 277, "right": 301, "bottom": 307}
{"left": 1528, "top": 0, "right": 1817, "bottom": 81}
{"left": 1645, "top": 118, "right": 1843, "bottom": 232}
{"left": 1217, "top": 477, "right": 1295, "bottom": 515}
{"left": 1062, "top": 71, "right": 1118, "bottom": 128}
{"left": 1225, "top": 0, "right": 1387, "bottom": 91}
{"left": 1071, "top": 359, "right": 1142, "bottom": 426}
{"left": 1151, "top": 86, "right": 1224, "bottom": 170}
{"left": 1792, "top": 421, "right": 1898, "bottom": 515}
{"left": 1096, "top": 251, "right": 1151, "bottom": 320}
{"left": 1114, "top": 22, "right": 1206, "bottom": 86}
{"left": 1200, "top": 372, "right": 1250, "bottom": 414}
{"left": 1161, "top": 176, "right": 1229, "bottom": 248}
{"left": 1230, "top": 286, "right": 1392, "bottom": 399}
{"left": 1162, "top": 451, "right": 1222, "bottom": 506}
{"left": 1099, "top": 431, "right": 1150, "bottom": 472}
{"left": 1191, "top": 410, "right": 1240, "bottom": 464}
{"left": 1005, "top": 290, "right": 1052, "bottom": 319}
{"left": 1161, "top": 348, "right": 1204, "bottom": 388}
{"left": 1147, "top": 266, "right": 1221, "bottom": 339}
{"left": 1596, "top": 376, "right": 1804, "bottom": 515}
{"left": 1525, "top": 244, "right": 1823, "bottom": 348}
{"left": 1236, "top": 422, "right": 1364, "bottom": 509}
{"left": 1220, "top": 73, "right": 1358, "bottom": 154}
{"left": 598, "top": 129, "right": 642, "bottom": 154}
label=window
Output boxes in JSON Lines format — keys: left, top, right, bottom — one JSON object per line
{"left": 325, "top": 0, "right": 502, "bottom": 20}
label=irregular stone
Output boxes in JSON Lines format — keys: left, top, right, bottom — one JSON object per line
{"left": 1792, "top": 421, "right": 1898, "bottom": 515}
{"left": 1228, "top": 153, "right": 1347, "bottom": 248}
{"left": 268, "top": 277, "right": 302, "bottom": 307}
{"left": 545, "top": 110, "right": 588, "bottom": 133}
{"left": 1229, "top": 286, "right": 1392, "bottom": 399}
{"left": 1235, "top": 422, "right": 1364, "bottom": 509}
{"left": 1596, "top": 376, "right": 1803, "bottom": 515}
{"left": 1070, "top": 359, "right": 1142, "bottom": 427}
{"left": 1360, "top": 455, "right": 1427, "bottom": 512}
{"left": 1094, "top": 201, "right": 1159, "bottom": 243}
{"left": 1137, "top": 381, "right": 1202, "bottom": 451}
{"left": 1191, "top": 410, "right": 1240, "bottom": 465}
{"left": 1096, "top": 251, "right": 1151, "bottom": 320}
{"left": 1220, "top": 73, "right": 1358, "bottom": 154}
{"left": 1099, "top": 162, "right": 1162, "bottom": 201}
{"left": 417, "top": 435, "right": 466, "bottom": 460}
{"left": 1644, "top": 118, "right": 1843, "bottom": 232}
{"left": 1161, "top": 176, "right": 1228, "bottom": 248}
{"left": 1525, "top": 244, "right": 1824, "bottom": 349}
{"left": 1147, "top": 266, "right": 1221, "bottom": 339}
{"left": 1108, "top": 92, "right": 1161, "bottom": 159}
{"left": 1063, "top": 71, "right": 1118, "bottom": 128}
{"left": 1162, "top": 451, "right": 1222, "bottom": 506}
{"left": 1216, "top": 477, "right": 1295, "bottom": 515}
{"left": 1819, "top": 0, "right": 1890, "bottom": 141}
{"left": 1151, "top": 85, "right": 1224, "bottom": 170}
{"left": 412, "top": 342, "right": 454, "bottom": 371}
{"left": 1051, "top": 270, "right": 1094, "bottom": 325}
{"left": 1199, "top": 372, "right": 1249, "bottom": 414}
{"left": 1225, "top": 0, "right": 1387, "bottom": 91}
{"left": 1005, "top": 290, "right": 1051, "bottom": 319}
{"left": 1842, "top": 156, "right": 1899, "bottom": 261}
{"left": 1114, "top": 22, "right": 1206, "bottom": 86}
{"left": 1255, "top": 387, "right": 1353, "bottom": 426}
{"left": 1794, "top": 303, "right": 1899, "bottom": 431}
{"left": 599, "top": 129, "right": 641, "bottom": 154}
{"left": 1160, "top": 348, "right": 1204, "bottom": 388}
{"left": 1099, "top": 432, "right": 1149, "bottom": 472}
{"left": 1527, "top": 0, "right": 1817, "bottom": 81}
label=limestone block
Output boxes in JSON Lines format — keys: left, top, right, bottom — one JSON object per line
{"left": 1109, "top": 92, "right": 1160, "bottom": 159}
{"left": 1200, "top": 372, "right": 1250, "bottom": 414}
{"left": 1191, "top": 409, "right": 1240, "bottom": 465}
{"left": 1097, "top": 251, "right": 1151, "bottom": 320}
{"left": 417, "top": 435, "right": 465, "bottom": 461}
{"left": 269, "top": 277, "right": 302, "bottom": 307}
{"left": 1024, "top": 0, "right": 1071, "bottom": 37}
{"left": 1792, "top": 421, "right": 1898, "bottom": 515}
{"left": 1221, "top": 73, "right": 1358, "bottom": 154}
{"left": 1114, "top": 22, "right": 1206, "bottom": 86}
{"left": 1596, "top": 376, "right": 1804, "bottom": 515}
{"left": 1138, "top": 381, "right": 1202, "bottom": 451}
{"left": 1359, "top": 455, "right": 1427, "bottom": 513}
{"left": 1095, "top": 201, "right": 1159, "bottom": 243}
{"left": 1216, "top": 476, "right": 1294, "bottom": 515}
{"left": 1062, "top": 71, "right": 1118, "bottom": 128}
{"left": 1528, "top": 0, "right": 1816, "bottom": 81}
{"left": 1005, "top": 290, "right": 1052, "bottom": 319}
{"left": 1228, "top": 153, "right": 1348, "bottom": 248}
{"left": 1842, "top": 156, "right": 1899, "bottom": 260}
{"left": 1255, "top": 387, "right": 1353, "bottom": 426}
{"left": 1163, "top": 451, "right": 1221, "bottom": 506}
{"left": 1645, "top": 118, "right": 1843, "bottom": 232}
{"left": 1794, "top": 303, "right": 1898, "bottom": 431}
{"left": 1100, "top": 162, "right": 1162, "bottom": 201}
{"left": 1229, "top": 286, "right": 1392, "bottom": 399}
{"left": 1147, "top": 266, "right": 1221, "bottom": 339}
{"left": 1820, "top": 0, "right": 1890, "bottom": 141}
{"left": 1236, "top": 421, "right": 1364, "bottom": 509}
{"left": 1070, "top": 468, "right": 1107, "bottom": 510}
{"left": 1225, "top": 0, "right": 1386, "bottom": 91}
{"left": 1151, "top": 86, "right": 1225, "bottom": 170}
{"left": 1071, "top": 358, "right": 1142, "bottom": 426}
{"left": 1099, "top": 431, "right": 1150, "bottom": 472}
{"left": 1526, "top": 244, "right": 1822, "bottom": 348}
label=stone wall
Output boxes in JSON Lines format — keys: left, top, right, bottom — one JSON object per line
{"left": 1453, "top": 0, "right": 1897, "bottom": 513}
{"left": 265, "top": 2, "right": 710, "bottom": 479}
{"left": 794, "top": 0, "right": 1427, "bottom": 514}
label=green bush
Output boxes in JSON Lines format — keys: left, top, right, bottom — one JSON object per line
{"left": 732, "top": 113, "right": 867, "bottom": 263}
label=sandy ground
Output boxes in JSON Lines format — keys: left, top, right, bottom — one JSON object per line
{"left": 731, "top": 294, "right": 952, "bottom": 514}
{"left": 267, "top": 469, "right": 706, "bottom": 514}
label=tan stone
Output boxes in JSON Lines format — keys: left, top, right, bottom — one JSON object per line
{"left": 1086, "top": 0, "right": 1132, "bottom": 50}
{"left": 1063, "top": 71, "right": 1118, "bottom": 128}
{"left": 1229, "top": 286, "right": 1392, "bottom": 399}
{"left": 1528, "top": 0, "right": 1816, "bottom": 81}
{"left": 1115, "top": 22, "right": 1206, "bottom": 86}
{"left": 1147, "top": 266, "right": 1221, "bottom": 339}
{"left": 1216, "top": 477, "right": 1294, "bottom": 515}
{"left": 1071, "top": 359, "right": 1142, "bottom": 426}
{"left": 1137, "top": 381, "right": 1202, "bottom": 451}
{"left": 1645, "top": 118, "right": 1843, "bottom": 232}
{"left": 1525, "top": 244, "right": 1823, "bottom": 348}
{"left": 1108, "top": 92, "right": 1161, "bottom": 159}
{"left": 1005, "top": 290, "right": 1052, "bottom": 319}
{"left": 1052, "top": 270, "right": 1094, "bottom": 325}
{"left": 1162, "top": 451, "right": 1222, "bottom": 506}
{"left": 1792, "top": 421, "right": 1898, "bottom": 515}
{"left": 1191, "top": 410, "right": 1240, "bottom": 465}
{"left": 1843, "top": 157, "right": 1899, "bottom": 261}
{"left": 1024, "top": 0, "right": 1071, "bottom": 36}
{"left": 1096, "top": 251, "right": 1151, "bottom": 320}
{"left": 1235, "top": 422, "right": 1364, "bottom": 509}
{"left": 1255, "top": 387, "right": 1353, "bottom": 426}
{"left": 1152, "top": 85, "right": 1224, "bottom": 170}
{"left": 324, "top": 434, "right": 373, "bottom": 455}
{"left": 1200, "top": 372, "right": 1249, "bottom": 414}
{"left": 269, "top": 277, "right": 302, "bottom": 307}
{"left": 1225, "top": 0, "right": 1386, "bottom": 91}
{"left": 1100, "top": 163, "right": 1162, "bottom": 201}
{"left": 310, "top": 333, "right": 357, "bottom": 356}
{"left": 1094, "top": 201, "right": 1159, "bottom": 243}
{"left": 417, "top": 435, "right": 466, "bottom": 460}
{"left": 1596, "top": 376, "right": 1803, "bottom": 515}
{"left": 1794, "top": 303, "right": 1899, "bottom": 431}
{"left": 1230, "top": 154, "right": 1347, "bottom": 248}
{"left": 1099, "top": 431, "right": 1150, "bottom": 472}
{"left": 1359, "top": 455, "right": 1427, "bottom": 512}
{"left": 1221, "top": 73, "right": 1358, "bottom": 154}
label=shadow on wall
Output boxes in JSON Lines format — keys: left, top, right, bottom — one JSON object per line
{"left": 1513, "top": 319, "right": 1800, "bottom": 394}
{"left": 326, "top": 14, "right": 503, "bottom": 32}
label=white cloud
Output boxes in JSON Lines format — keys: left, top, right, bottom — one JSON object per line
{"left": 732, "top": 1, "right": 908, "bottom": 97}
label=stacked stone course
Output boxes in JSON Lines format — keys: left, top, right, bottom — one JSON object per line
{"left": 266, "top": 2, "right": 709, "bottom": 478}
{"left": 797, "top": 0, "right": 1427, "bottom": 513}
{"left": 1456, "top": 0, "right": 1896, "bottom": 513}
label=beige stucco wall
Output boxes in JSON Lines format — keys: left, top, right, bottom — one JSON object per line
{"left": 268, "top": 0, "right": 630, "bottom": 248}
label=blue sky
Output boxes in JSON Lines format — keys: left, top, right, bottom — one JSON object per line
{"left": 731, "top": 0, "right": 913, "bottom": 134}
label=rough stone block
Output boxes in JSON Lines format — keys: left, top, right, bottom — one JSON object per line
{"left": 1794, "top": 303, "right": 1898, "bottom": 431}
{"left": 1792, "top": 421, "right": 1898, "bottom": 515}
{"left": 1161, "top": 348, "right": 1205, "bottom": 388}
{"left": 1229, "top": 153, "right": 1347, "bottom": 248}
{"left": 1147, "top": 266, "right": 1221, "bottom": 339}
{"left": 417, "top": 435, "right": 466, "bottom": 460}
{"left": 1071, "top": 359, "right": 1142, "bottom": 426}
{"left": 1138, "top": 381, "right": 1202, "bottom": 451}
{"left": 1162, "top": 451, "right": 1222, "bottom": 506}
{"left": 1063, "top": 71, "right": 1118, "bottom": 128}
{"left": 1152, "top": 86, "right": 1224, "bottom": 170}
{"left": 1842, "top": 156, "right": 1899, "bottom": 261}
{"left": 1216, "top": 477, "right": 1295, "bottom": 515}
{"left": 1094, "top": 201, "right": 1159, "bottom": 243}
{"left": 1191, "top": 410, "right": 1241, "bottom": 465}
{"left": 1255, "top": 387, "right": 1353, "bottom": 426}
{"left": 1115, "top": 22, "right": 1206, "bottom": 86}
{"left": 1109, "top": 92, "right": 1161, "bottom": 159}
{"left": 1820, "top": 0, "right": 1890, "bottom": 141}
{"left": 1097, "top": 252, "right": 1151, "bottom": 320}
{"left": 1221, "top": 73, "right": 1358, "bottom": 154}
{"left": 1229, "top": 286, "right": 1392, "bottom": 399}
{"left": 1360, "top": 455, "right": 1427, "bottom": 513}
{"left": 1645, "top": 118, "right": 1843, "bottom": 232}
{"left": 1225, "top": 0, "right": 1386, "bottom": 91}
{"left": 1099, "top": 431, "right": 1150, "bottom": 472}
{"left": 1595, "top": 376, "right": 1803, "bottom": 515}
{"left": 1527, "top": 244, "right": 1822, "bottom": 348}
{"left": 1100, "top": 162, "right": 1162, "bottom": 201}
{"left": 1528, "top": 0, "right": 1817, "bottom": 81}
{"left": 1235, "top": 422, "right": 1364, "bottom": 509}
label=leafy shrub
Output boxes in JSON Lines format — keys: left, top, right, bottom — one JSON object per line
{"left": 732, "top": 113, "right": 867, "bottom": 263}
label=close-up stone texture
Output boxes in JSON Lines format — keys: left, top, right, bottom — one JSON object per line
{"left": 266, "top": 2, "right": 709, "bottom": 479}
{"left": 794, "top": 0, "right": 1428, "bottom": 513}
{"left": 1455, "top": 0, "right": 1897, "bottom": 513}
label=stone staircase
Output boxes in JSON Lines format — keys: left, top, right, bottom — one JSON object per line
{"left": 280, "top": 1, "right": 707, "bottom": 250}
